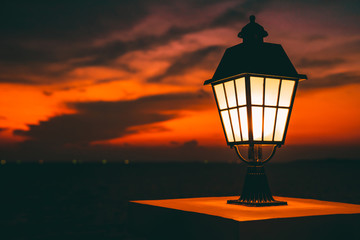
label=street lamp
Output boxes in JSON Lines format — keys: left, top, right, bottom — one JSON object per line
{"left": 204, "top": 16, "right": 307, "bottom": 206}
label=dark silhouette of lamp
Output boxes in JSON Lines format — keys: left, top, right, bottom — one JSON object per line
{"left": 204, "top": 16, "right": 307, "bottom": 206}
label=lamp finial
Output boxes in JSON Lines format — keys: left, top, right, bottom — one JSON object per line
{"left": 238, "top": 15, "right": 268, "bottom": 44}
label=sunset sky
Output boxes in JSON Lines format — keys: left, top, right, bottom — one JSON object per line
{"left": 0, "top": 0, "right": 359, "bottom": 162}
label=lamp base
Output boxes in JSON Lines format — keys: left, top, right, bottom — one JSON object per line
{"left": 227, "top": 199, "right": 287, "bottom": 207}
{"left": 227, "top": 165, "right": 287, "bottom": 207}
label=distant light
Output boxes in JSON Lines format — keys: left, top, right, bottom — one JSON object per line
{"left": 16, "top": 160, "right": 21, "bottom": 165}
{"left": 0, "top": 160, "right": 6, "bottom": 165}
{"left": 124, "top": 159, "right": 130, "bottom": 164}
{"left": 203, "top": 160, "right": 209, "bottom": 164}
{"left": 72, "top": 159, "right": 77, "bottom": 164}
{"left": 102, "top": 159, "right": 107, "bottom": 164}
{"left": 38, "top": 160, "right": 44, "bottom": 165}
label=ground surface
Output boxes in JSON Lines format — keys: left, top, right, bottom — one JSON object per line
{"left": 0, "top": 160, "right": 359, "bottom": 239}
{"left": 132, "top": 196, "right": 360, "bottom": 221}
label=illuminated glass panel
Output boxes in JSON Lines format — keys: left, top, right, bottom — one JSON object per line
{"left": 239, "top": 107, "right": 249, "bottom": 141}
{"left": 263, "top": 107, "right": 276, "bottom": 141}
{"left": 250, "top": 77, "right": 264, "bottom": 105}
{"left": 235, "top": 77, "right": 246, "bottom": 106}
{"left": 274, "top": 108, "right": 289, "bottom": 141}
{"left": 214, "top": 77, "right": 296, "bottom": 145}
{"left": 252, "top": 106, "right": 263, "bottom": 141}
{"left": 229, "top": 109, "right": 241, "bottom": 141}
{"left": 224, "top": 81, "right": 237, "bottom": 108}
{"left": 221, "top": 110, "right": 234, "bottom": 142}
{"left": 279, "top": 80, "right": 295, "bottom": 107}
{"left": 265, "top": 78, "right": 280, "bottom": 106}
{"left": 214, "top": 84, "right": 227, "bottom": 110}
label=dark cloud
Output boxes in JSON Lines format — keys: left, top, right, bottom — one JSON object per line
{"left": 210, "top": 0, "right": 268, "bottom": 27}
{"left": 0, "top": 1, "right": 174, "bottom": 83}
{"left": 0, "top": 128, "right": 7, "bottom": 132}
{"left": 304, "top": 34, "right": 328, "bottom": 42}
{"left": 82, "top": 28, "right": 197, "bottom": 67}
{"left": 42, "top": 91, "right": 53, "bottom": 96}
{"left": 0, "top": 0, "right": 268, "bottom": 84}
{"left": 181, "top": 140, "right": 199, "bottom": 148}
{"left": 329, "top": 39, "right": 360, "bottom": 55}
{"left": 0, "top": 0, "right": 149, "bottom": 84}
{"left": 147, "top": 46, "right": 224, "bottom": 83}
{"left": 210, "top": 8, "right": 247, "bottom": 27}
{"left": 297, "top": 58, "right": 346, "bottom": 68}
{"left": 14, "top": 90, "right": 211, "bottom": 147}
{"left": 93, "top": 77, "right": 125, "bottom": 85}
{"left": 300, "top": 72, "right": 360, "bottom": 89}
{"left": 0, "top": 1, "right": 148, "bottom": 41}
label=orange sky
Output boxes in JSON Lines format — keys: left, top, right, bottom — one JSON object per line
{"left": 0, "top": 1, "right": 359, "bottom": 161}
{"left": 1, "top": 80, "right": 359, "bottom": 147}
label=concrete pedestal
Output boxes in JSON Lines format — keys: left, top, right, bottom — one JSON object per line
{"left": 128, "top": 196, "right": 360, "bottom": 240}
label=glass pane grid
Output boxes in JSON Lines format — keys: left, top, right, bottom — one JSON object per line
{"left": 214, "top": 77, "right": 296, "bottom": 145}
{"left": 248, "top": 77, "right": 295, "bottom": 143}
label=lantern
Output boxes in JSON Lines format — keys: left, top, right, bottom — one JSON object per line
{"left": 204, "top": 16, "right": 307, "bottom": 206}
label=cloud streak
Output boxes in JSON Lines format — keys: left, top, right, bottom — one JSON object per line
{"left": 14, "top": 90, "right": 211, "bottom": 147}
{"left": 147, "top": 45, "right": 224, "bottom": 83}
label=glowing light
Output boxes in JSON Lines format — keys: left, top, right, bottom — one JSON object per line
{"left": 229, "top": 108, "right": 241, "bottom": 141}
{"left": 214, "top": 84, "right": 227, "bottom": 110}
{"left": 221, "top": 110, "right": 234, "bottom": 142}
{"left": 250, "top": 77, "right": 263, "bottom": 105}
{"left": 274, "top": 108, "right": 289, "bottom": 141}
{"left": 265, "top": 78, "right": 280, "bottom": 106}
{"left": 279, "top": 80, "right": 295, "bottom": 107}
{"left": 263, "top": 107, "right": 276, "bottom": 141}
{"left": 252, "top": 106, "right": 263, "bottom": 141}
{"left": 212, "top": 76, "right": 297, "bottom": 145}
{"left": 235, "top": 78, "right": 247, "bottom": 105}
{"left": 239, "top": 107, "right": 249, "bottom": 141}
{"left": 224, "top": 81, "right": 237, "bottom": 108}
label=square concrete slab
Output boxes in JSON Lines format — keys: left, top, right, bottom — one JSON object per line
{"left": 128, "top": 196, "right": 360, "bottom": 240}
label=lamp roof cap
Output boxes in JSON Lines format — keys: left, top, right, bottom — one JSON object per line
{"left": 203, "top": 16, "right": 307, "bottom": 85}
{"left": 238, "top": 15, "right": 268, "bottom": 44}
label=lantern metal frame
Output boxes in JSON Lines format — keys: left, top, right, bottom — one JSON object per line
{"left": 203, "top": 15, "right": 307, "bottom": 207}
{"left": 207, "top": 72, "right": 299, "bottom": 147}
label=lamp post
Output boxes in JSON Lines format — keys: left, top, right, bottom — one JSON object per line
{"left": 204, "top": 16, "right": 307, "bottom": 206}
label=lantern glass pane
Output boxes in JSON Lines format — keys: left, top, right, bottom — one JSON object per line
{"left": 250, "top": 77, "right": 264, "bottom": 105}
{"left": 214, "top": 84, "right": 227, "bottom": 110}
{"left": 229, "top": 109, "right": 241, "bottom": 141}
{"left": 264, "top": 107, "right": 276, "bottom": 141}
{"left": 235, "top": 77, "right": 246, "bottom": 106}
{"left": 239, "top": 107, "right": 249, "bottom": 141}
{"left": 252, "top": 106, "right": 263, "bottom": 141}
{"left": 279, "top": 80, "right": 295, "bottom": 107}
{"left": 265, "top": 78, "right": 280, "bottom": 106}
{"left": 274, "top": 108, "right": 289, "bottom": 141}
{"left": 220, "top": 110, "right": 234, "bottom": 142}
{"left": 224, "top": 81, "right": 237, "bottom": 108}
